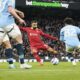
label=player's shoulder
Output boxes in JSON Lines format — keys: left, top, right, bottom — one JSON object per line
{"left": 61, "top": 27, "right": 65, "bottom": 31}
{"left": 70, "top": 25, "right": 79, "bottom": 30}
{"left": 62, "top": 25, "right": 72, "bottom": 29}
{"left": 60, "top": 25, "right": 69, "bottom": 32}
{"left": 26, "top": 27, "right": 31, "bottom": 29}
{"left": 36, "top": 28, "right": 42, "bottom": 33}
{"left": 36, "top": 28, "right": 41, "bottom": 31}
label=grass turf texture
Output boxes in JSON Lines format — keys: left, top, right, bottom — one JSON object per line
{"left": 0, "top": 62, "right": 80, "bottom": 80}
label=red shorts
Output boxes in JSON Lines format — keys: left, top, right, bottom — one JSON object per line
{"left": 30, "top": 44, "right": 49, "bottom": 51}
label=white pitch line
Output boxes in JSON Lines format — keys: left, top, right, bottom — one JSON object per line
{"left": 0, "top": 69, "right": 79, "bottom": 72}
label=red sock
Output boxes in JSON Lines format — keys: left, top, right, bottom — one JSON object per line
{"left": 33, "top": 52, "right": 41, "bottom": 62}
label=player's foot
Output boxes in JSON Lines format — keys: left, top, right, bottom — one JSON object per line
{"left": 40, "top": 62, "right": 43, "bottom": 66}
{"left": 39, "top": 60, "right": 43, "bottom": 66}
{"left": 9, "top": 64, "right": 16, "bottom": 69}
{"left": 20, "top": 64, "right": 32, "bottom": 69}
{"left": 72, "top": 60, "right": 77, "bottom": 65}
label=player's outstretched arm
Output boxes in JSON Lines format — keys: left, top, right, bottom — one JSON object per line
{"left": 19, "top": 26, "right": 28, "bottom": 32}
{"left": 39, "top": 29, "right": 58, "bottom": 41}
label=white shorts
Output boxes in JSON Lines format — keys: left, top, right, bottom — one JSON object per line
{"left": 0, "top": 23, "right": 22, "bottom": 44}
{"left": 66, "top": 44, "right": 80, "bottom": 53}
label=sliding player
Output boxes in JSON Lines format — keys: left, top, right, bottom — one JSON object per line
{"left": 60, "top": 18, "right": 80, "bottom": 65}
{"left": 19, "top": 20, "right": 59, "bottom": 65}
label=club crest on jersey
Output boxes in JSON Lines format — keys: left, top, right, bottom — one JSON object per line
{"left": 30, "top": 33, "right": 38, "bottom": 36}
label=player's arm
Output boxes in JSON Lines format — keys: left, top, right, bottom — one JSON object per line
{"left": 76, "top": 27, "right": 80, "bottom": 34}
{"left": 59, "top": 29, "right": 65, "bottom": 48}
{"left": 19, "top": 27, "right": 28, "bottom": 32}
{"left": 8, "top": 7, "right": 26, "bottom": 25}
{"left": 60, "top": 29, "right": 64, "bottom": 42}
{"left": 39, "top": 29, "right": 58, "bottom": 41}
{"left": 14, "top": 9, "right": 25, "bottom": 18}
{"left": 7, "top": 0, "right": 26, "bottom": 26}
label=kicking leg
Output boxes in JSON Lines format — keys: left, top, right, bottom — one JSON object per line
{"left": 47, "top": 46, "right": 58, "bottom": 54}
{"left": 47, "top": 46, "right": 59, "bottom": 63}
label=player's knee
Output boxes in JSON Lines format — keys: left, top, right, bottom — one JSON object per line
{"left": 5, "top": 48, "right": 13, "bottom": 58}
{"left": 16, "top": 44, "right": 24, "bottom": 53}
{"left": 3, "top": 41, "right": 12, "bottom": 48}
{"left": 15, "top": 44, "right": 24, "bottom": 58}
{"left": 48, "top": 47, "right": 54, "bottom": 52}
{"left": 15, "top": 35, "right": 23, "bottom": 43}
{"left": 31, "top": 49, "right": 38, "bottom": 54}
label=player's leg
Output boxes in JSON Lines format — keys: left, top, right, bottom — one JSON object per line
{"left": 77, "top": 44, "right": 80, "bottom": 52}
{"left": 66, "top": 45, "right": 77, "bottom": 65}
{"left": 0, "top": 28, "right": 5, "bottom": 44}
{"left": 47, "top": 46, "right": 58, "bottom": 54}
{"left": 7, "top": 24, "right": 32, "bottom": 69}
{"left": 0, "top": 27, "right": 15, "bottom": 68}
{"left": 3, "top": 35, "right": 15, "bottom": 68}
{"left": 44, "top": 44, "right": 59, "bottom": 63}
{"left": 31, "top": 47, "right": 43, "bottom": 65}
{"left": 48, "top": 46, "right": 59, "bottom": 57}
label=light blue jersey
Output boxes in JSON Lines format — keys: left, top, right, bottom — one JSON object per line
{"left": 0, "top": 0, "right": 15, "bottom": 27}
{"left": 60, "top": 25, "right": 80, "bottom": 47}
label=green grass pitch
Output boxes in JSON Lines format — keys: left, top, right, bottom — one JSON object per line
{"left": 0, "top": 62, "right": 80, "bottom": 80}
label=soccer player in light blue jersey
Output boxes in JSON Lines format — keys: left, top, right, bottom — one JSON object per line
{"left": 0, "top": 0, "right": 32, "bottom": 69}
{"left": 60, "top": 18, "right": 80, "bottom": 65}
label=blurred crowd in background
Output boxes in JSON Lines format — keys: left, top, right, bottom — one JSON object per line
{"left": 0, "top": 15, "right": 80, "bottom": 61}
{"left": 0, "top": 0, "right": 80, "bottom": 61}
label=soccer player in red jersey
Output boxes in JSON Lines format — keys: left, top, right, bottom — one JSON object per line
{"left": 19, "top": 20, "right": 58, "bottom": 65}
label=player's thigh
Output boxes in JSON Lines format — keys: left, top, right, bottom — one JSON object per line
{"left": 77, "top": 44, "right": 80, "bottom": 52}
{"left": 3, "top": 34, "right": 11, "bottom": 48}
{"left": 42, "top": 44, "right": 57, "bottom": 53}
{"left": 47, "top": 46, "right": 58, "bottom": 54}
{"left": 0, "top": 28, "right": 6, "bottom": 44}
{"left": 43, "top": 44, "right": 50, "bottom": 51}
{"left": 66, "top": 45, "right": 74, "bottom": 53}
{"left": 6, "top": 24, "right": 22, "bottom": 43}
{"left": 31, "top": 47, "right": 38, "bottom": 54}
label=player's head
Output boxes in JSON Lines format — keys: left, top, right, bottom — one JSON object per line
{"left": 64, "top": 17, "right": 74, "bottom": 25}
{"left": 31, "top": 20, "right": 38, "bottom": 29}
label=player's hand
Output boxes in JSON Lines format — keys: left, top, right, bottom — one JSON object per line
{"left": 18, "top": 19, "right": 26, "bottom": 26}
{"left": 56, "top": 38, "right": 59, "bottom": 41}
{"left": 18, "top": 11, "right": 24, "bottom": 18}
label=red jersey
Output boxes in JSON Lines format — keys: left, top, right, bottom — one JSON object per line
{"left": 20, "top": 27, "right": 58, "bottom": 47}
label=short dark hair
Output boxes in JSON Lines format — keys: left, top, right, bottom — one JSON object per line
{"left": 31, "top": 20, "right": 37, "bottom": 24}
{"left": 64, "top": 17, "right": 74, "bottom": 25}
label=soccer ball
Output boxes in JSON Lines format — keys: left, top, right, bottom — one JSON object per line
{"left": 51, "top": 58, "right": 59, "bottom": 65}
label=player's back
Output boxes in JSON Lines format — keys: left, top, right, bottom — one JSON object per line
{"left": 0, "top": 0, "right": 15, "bottom": 27}
{"left": 60, "top": 25, "right": 80, "bottom": 46}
